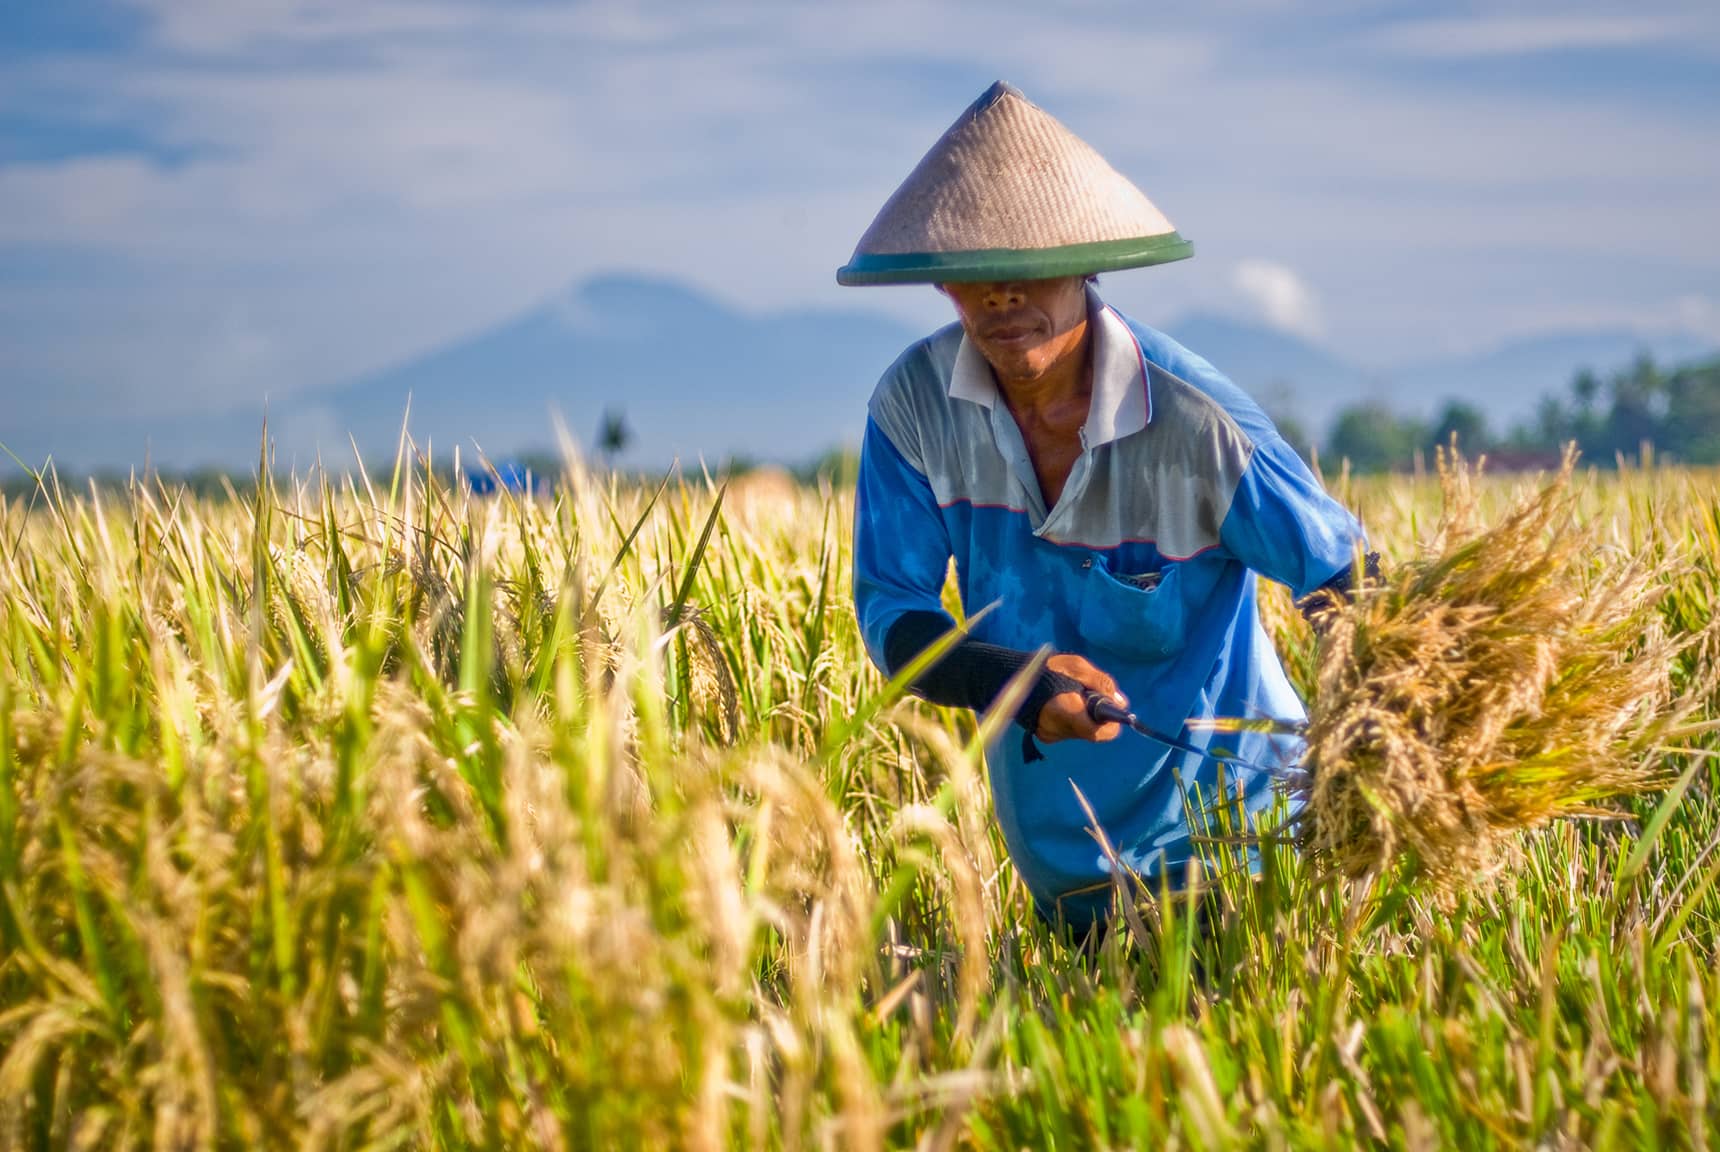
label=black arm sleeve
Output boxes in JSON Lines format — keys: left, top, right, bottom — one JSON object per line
{"left": 1295, "top": 550, "right": 1382, "bottom": 625}
{"left": 882, "top": 610, "right": 1083, "bottom": 732}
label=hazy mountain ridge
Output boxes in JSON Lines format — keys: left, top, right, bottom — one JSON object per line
{"left": 331, "top": 274, "right": 926, "bottom": 468}
{"left": 3, "top": 275, "right": 1712, "bottom": 475}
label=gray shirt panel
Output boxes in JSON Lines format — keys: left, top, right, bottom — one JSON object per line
{"left": 868, "top": 328, "right": 1255, "bottom": 559}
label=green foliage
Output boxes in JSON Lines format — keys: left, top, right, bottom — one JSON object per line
{"left": 597, "top": 407, "right": 631, "bottom": 459}
{"left": 1326, "top": 402, "right": 1427, "bottom": 473}
{"left": 1327, "top": 353, "right": 1720, "bottom": 472}
{"left": 1428, "top": 400, "right": 1492, "bottom": 457}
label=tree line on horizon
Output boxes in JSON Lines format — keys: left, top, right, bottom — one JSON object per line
{"left": 1282, "top": 351, "right": 1720, "bottom": 473}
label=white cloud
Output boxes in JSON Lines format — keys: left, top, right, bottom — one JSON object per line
{"left": 1675, "top": 296, "right": 1720, "bottom": 341}
{"left": 2, "top": 0, "right": 1719, "bottom": 436}
{"left": 113, "top": 0, "right": 479, "bottom": 54}
{"left": 1232, "top": 260, "right": 1324, "bottom": 340}
{"left": 1370, "top": 16, "right": 1677, "bottom": 59}
{"left": 1477, "top": 295, "right": 1720, "bottom": 345}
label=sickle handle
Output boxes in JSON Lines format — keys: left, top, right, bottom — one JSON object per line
{"left": 1085, "top": 693, "right": 1135, "bottom": 728}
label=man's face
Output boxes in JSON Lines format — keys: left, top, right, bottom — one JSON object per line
{"left": 939, "top": 276, "right": 1090, "bottom": 385}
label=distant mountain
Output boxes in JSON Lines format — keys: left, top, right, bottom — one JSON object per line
{"left": 3, "top": 274, "right": 1713, "bottom": 476}
{"left": 294, "top": 274, "right": 926, "bottom": 469}
{"left": 0, "top": 275, "right": 925, "bottom": 475}
{"left": 1164, "top": 314, "right": 1379, "bottom": 435}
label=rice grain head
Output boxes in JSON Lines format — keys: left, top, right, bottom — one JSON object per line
{"left": 1295, "top": 448, "right": 1714, "bottom": 895}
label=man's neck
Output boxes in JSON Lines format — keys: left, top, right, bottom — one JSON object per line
{"left": 995, "top": 323, "right": 1093, "bottom": 425}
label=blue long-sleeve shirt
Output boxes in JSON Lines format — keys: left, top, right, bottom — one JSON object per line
{"left": 853, "top": 288, "right": 1366, "bottom": 924}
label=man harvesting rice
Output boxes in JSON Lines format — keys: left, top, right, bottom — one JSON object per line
{"left": 841, "top": 82, "right": 1373, "bottom": 933}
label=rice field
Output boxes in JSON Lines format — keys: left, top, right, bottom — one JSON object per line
{"left": 1, "top": 450, "right": 1717, "bottom": 1149}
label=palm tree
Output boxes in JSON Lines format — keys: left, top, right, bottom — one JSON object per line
{"left": 597, "top": 408, "right": 630, "bottom": 465}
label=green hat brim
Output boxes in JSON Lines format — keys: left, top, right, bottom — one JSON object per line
{"left": 836, "top": 232, "right": 1193, "bottom": 286}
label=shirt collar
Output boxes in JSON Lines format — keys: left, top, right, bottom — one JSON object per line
{"left": 947, "top": 283, "right": 1151, "bottom": 444}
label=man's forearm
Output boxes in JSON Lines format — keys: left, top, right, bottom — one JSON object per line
{"left": 882, "top": 610, "right": 1082, "bottom": 731}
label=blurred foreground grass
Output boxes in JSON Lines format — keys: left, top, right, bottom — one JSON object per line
{"left": 1, "top": 454, "right": 1718, "bottom": 1149}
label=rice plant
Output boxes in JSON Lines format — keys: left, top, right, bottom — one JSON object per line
{"left": 1297, "top": 449, "right": 1720, "bottom": 893}
{"left": 0, "top": 445, "right": 1717, "bottom": 1149}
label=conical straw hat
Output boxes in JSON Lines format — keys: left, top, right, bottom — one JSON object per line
{"left": 837, "top": 82, "right": 1191, "bottom": 286}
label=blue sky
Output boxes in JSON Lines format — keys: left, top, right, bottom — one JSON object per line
{"left": 3, "top": 0, "right": 1718, "bottom": 441}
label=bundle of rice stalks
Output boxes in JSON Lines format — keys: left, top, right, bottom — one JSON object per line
{"left": 1294, "top": 448, "right": 1716, "bottom": 894}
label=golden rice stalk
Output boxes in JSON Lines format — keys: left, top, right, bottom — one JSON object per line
{"left": 1294, "top": 448, "right": 1713, "bottom": 895}
{"left": 675, "top": 602, "right": 741, "bottom": 744}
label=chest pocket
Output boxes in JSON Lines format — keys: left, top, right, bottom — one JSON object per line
{"left": 1076, "top": 552, "right": 1217, "bottom": 662}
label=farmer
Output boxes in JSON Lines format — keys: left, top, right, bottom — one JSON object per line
{"left": 841, "top": 82, "right": 1372, "bottom": 935}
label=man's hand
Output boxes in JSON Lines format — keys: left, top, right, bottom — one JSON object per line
{"left": 1035, "top": 653, "right": 1127, "bottom": 744}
